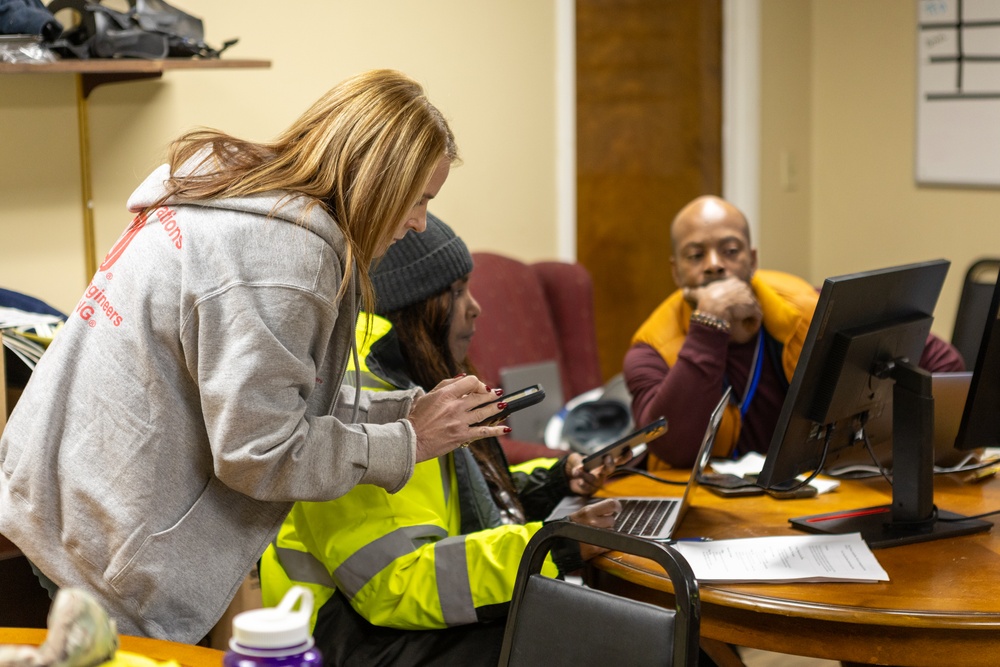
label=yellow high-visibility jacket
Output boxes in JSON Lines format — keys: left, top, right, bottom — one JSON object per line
{"left": 259, "top": 314, "right": 563, "bottom": 631}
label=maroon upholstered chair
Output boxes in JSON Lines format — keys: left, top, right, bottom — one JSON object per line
{"left": 468, "top": 252, "right": 603, "bottom": 463}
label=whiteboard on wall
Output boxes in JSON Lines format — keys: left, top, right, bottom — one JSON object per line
{"left": 916, "top": 0, "right": 1000, "bottom": 187}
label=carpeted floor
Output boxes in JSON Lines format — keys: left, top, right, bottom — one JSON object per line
{"left": 739, "top": 648, "right": 840, "bottom": 666}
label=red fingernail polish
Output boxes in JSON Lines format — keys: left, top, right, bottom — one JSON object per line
{"left": 485, "top": 386, "right": 492, "bottom": 393}
{"left": 454, "top": 373, "right": 467, "bottom": 378}
{"left": 496, "top": 402, "right": 507, "bottom": 410}
{"left": 503, "top": 427, "right": 512, "bottom": 434}
{"left": 494, "top": 388, "right": 504, "bottom": 396}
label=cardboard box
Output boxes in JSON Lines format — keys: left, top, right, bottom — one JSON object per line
{"left": 206, "top": 568, "right": 264, "bottom": 650}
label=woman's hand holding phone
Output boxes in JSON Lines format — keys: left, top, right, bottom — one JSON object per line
{"left": 566, "top": 449, "right": 632, "bottom": 495}
{"left": 468, "top": 384, "right": 545, "bottom": 427}
{"left": 580, "top": 417, "right": 667, "bottom": 472}
{"left": 408, "top": 375, "right": 509, "bottom": 462}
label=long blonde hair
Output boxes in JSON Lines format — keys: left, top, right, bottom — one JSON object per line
{"left": 162, "top": 69, "right": 458, "bottom": 312}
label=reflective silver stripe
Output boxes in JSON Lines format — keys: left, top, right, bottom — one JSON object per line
{"left": 273, "top": 544, "right": 336, "bottom": 588}
{"left": 335, "top": 525, "right": 448, "bottom": 599}
{"left": 439, "top": 457, "right": 451, "bottom": 506}
{"left": 434, "top": 535, "right": 476, "bottom": 626}
{"left": 359, "top": 370, "right": 394, "bottom": 391}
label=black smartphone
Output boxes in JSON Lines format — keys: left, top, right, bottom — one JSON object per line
{"left": 763, "top": 478, "right": 818, "bottom": 500}
{"left": 470, "top": 384, "right": 546, "bottom": 427}
{"left": 580, "top": 417, "right": 668, "bottom": 471}
{"left": 700, "top": 472, "right": 765, "bottom": 497}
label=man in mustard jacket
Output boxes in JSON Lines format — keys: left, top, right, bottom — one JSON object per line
{"left": 624, "top": 195, "right": 964, "bottom": 470}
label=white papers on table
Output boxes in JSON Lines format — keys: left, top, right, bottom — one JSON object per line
{"left": 709, "top": 452, "right": 841, "bottom": 495}
{"left": 672, "top": 533, "right": 889, "bottom": 584}
{"left": 709, "top": 452, "right": 767, "bottom": 477}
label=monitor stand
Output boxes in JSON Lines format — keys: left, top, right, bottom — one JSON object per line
{"left": 789, "top": 361, "right": 992, "bottom": 549}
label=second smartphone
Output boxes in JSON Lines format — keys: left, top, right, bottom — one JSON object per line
{"left": 471, "top": 384, "right": 546, "bottom": 427}
{"left": 580, "top": 416, "right": 668, "bottom": 471}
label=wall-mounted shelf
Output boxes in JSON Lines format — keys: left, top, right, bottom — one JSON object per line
{"left": 0, "top": 58, "right": 271, "bottom": 96}
{"left": 0, "top": 58, "right": 271, "bottom": 279}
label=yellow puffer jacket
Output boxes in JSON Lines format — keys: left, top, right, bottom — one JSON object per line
{"left": 632, "top": 270, "right": 818, "bottom": 469}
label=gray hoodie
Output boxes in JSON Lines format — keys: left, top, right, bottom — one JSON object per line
{"left": 0, "top": 162, "right": 418, "bottom": 642}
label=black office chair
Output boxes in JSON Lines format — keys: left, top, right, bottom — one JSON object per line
{"left": 497, "top": 522, "right": 701, "bottom": 667}
{"left": 951, "top": 258, "right": 1000, "bottom": 369}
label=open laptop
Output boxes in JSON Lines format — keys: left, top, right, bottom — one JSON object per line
{"left": 825, "top": 371, "right": 979, "bottom": 474}
{"left": 500, "top": 360, "right": 565, "bottom": 443}
{"left": 548, "top": 387, "right": 732, "bottom": 541}
{"left": 930, "top": 371, "right": 980, "bottom": 467}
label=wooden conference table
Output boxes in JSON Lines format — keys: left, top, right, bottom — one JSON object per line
{"left": 589, "top": 469, "right": 1000, "bottom": 666}
{"left": 0, "top": 628, "right": 224, "bottom": 667}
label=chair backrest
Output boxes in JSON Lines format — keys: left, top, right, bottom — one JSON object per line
{"left": 952, "top": 258, "right": 1000, "bottom": 369}
{"left": 497, "top": 522, "right": 700, "bottom": 667}
{"left": 468, "top": 252, "right": 603, "bottom": 405}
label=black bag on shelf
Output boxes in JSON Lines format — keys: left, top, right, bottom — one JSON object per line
{"left": 0, "top": 0, "right": 63, "bottom": 41}
{"left": 45, "top": 0, "right": 236, "bottom": 59}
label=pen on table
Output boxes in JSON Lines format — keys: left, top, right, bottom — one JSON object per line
{"left": 672, "top": 537, "right": 713, "bottom": 542}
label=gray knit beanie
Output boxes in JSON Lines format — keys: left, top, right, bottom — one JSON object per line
{"left": 371, "top": 212, "right": 474, "bottom": 314}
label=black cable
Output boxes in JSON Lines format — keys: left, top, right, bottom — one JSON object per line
{"left": 860, "top": 428, "right": 893, "bottom": 486}
{"left": 824, "top": 455, "right": 1000, "bottom": 480}
{"left": 938, "top": 507, "right": 1000, "bottom": 522}
{"left": 882, "top": 504, "right": 940, "bottom": 531}
{"left": 607, "top": 467, "right": 688, "bottom": 486}
{"left": 761, "top": 424, "right": 833, "bottom": 492}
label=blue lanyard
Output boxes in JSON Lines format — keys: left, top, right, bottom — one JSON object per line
{"left": 738, "top": 330, "right": 765, "bottom": 418}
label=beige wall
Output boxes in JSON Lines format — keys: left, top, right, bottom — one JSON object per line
{"left": 760, "top": 0, "right": 1000, "bottom": 341}
{"left": 0, "top": 1, "right": 558, "bottom": 314}
{"left": 758, "top": 0, "right": 812, "bottom": 280}
{"left": 6, "top": 1, "right": 999, "bottom": 340}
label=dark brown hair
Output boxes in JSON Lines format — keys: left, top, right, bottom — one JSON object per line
{"left": 386, "top": 285, "right": 524, "bottom": 519}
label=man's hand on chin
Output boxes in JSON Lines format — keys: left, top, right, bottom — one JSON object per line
{"left": 686, "top": 277, "right": 763, "bottom": 344}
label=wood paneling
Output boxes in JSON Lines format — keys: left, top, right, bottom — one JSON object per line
{"left": 576, "top": 0, "right": 722, "bottom": 381}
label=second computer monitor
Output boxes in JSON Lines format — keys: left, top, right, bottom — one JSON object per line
{"left": 955, "top": 266, "right": 1000, "bottom": 451}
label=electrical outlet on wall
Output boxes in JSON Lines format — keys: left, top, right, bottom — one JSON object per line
{"left": 780, "top": 150, "right": 798, "bottom": 192}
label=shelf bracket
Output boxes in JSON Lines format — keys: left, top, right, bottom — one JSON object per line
{"left": 76, "top": 71, "right": 164, "bottom": 281}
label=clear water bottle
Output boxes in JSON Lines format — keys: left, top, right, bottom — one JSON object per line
{"left": 224, "top": 586, "right": 322, "bottom": 667}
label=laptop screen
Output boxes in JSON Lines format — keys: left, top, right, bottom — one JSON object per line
{"left": 672, "top": 386, "right": 733, "bottom": 524}
{"left": 545, "top": 386, "right": 733, "bottom": 540}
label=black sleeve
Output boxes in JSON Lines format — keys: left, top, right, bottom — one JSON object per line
{"left": 547, "top": 531, "right": 586, "bottom": 575}
{"left": 513, "top": 455, "right": 573, "bottom": 522}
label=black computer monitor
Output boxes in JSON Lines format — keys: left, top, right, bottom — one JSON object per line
{"left": 955, "top": 269, "right": 1000, "bottom": 451}
{"left": 758, "top": 259, "right": 991, "bottom": 548}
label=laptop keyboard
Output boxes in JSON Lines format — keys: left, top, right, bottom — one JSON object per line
{"left": 614, "top": 498, "right": 678, "bottom": 537}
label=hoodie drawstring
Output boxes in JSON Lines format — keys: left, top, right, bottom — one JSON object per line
{"left": 349, "top": 265, "right": 362, "bottom": 425}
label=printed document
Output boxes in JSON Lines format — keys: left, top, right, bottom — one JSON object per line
{"left": 672, "top": 532, "right": 889, "bottom": 583}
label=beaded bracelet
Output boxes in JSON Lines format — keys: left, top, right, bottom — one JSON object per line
{"left": 690, "top": 310, "right": 732, "bottom": 334}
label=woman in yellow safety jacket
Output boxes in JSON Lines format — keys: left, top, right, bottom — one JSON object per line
{"left": 259, "top": 213, "right": 624, "bottom": 666}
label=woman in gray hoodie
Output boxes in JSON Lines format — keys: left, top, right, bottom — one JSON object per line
{"left": 0, "top": 69, "right": 509, "bottom": 644}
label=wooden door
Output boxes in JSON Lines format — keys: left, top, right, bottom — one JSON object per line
{"left": 576, "top": 0, "right": 722, "bottom": 381}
